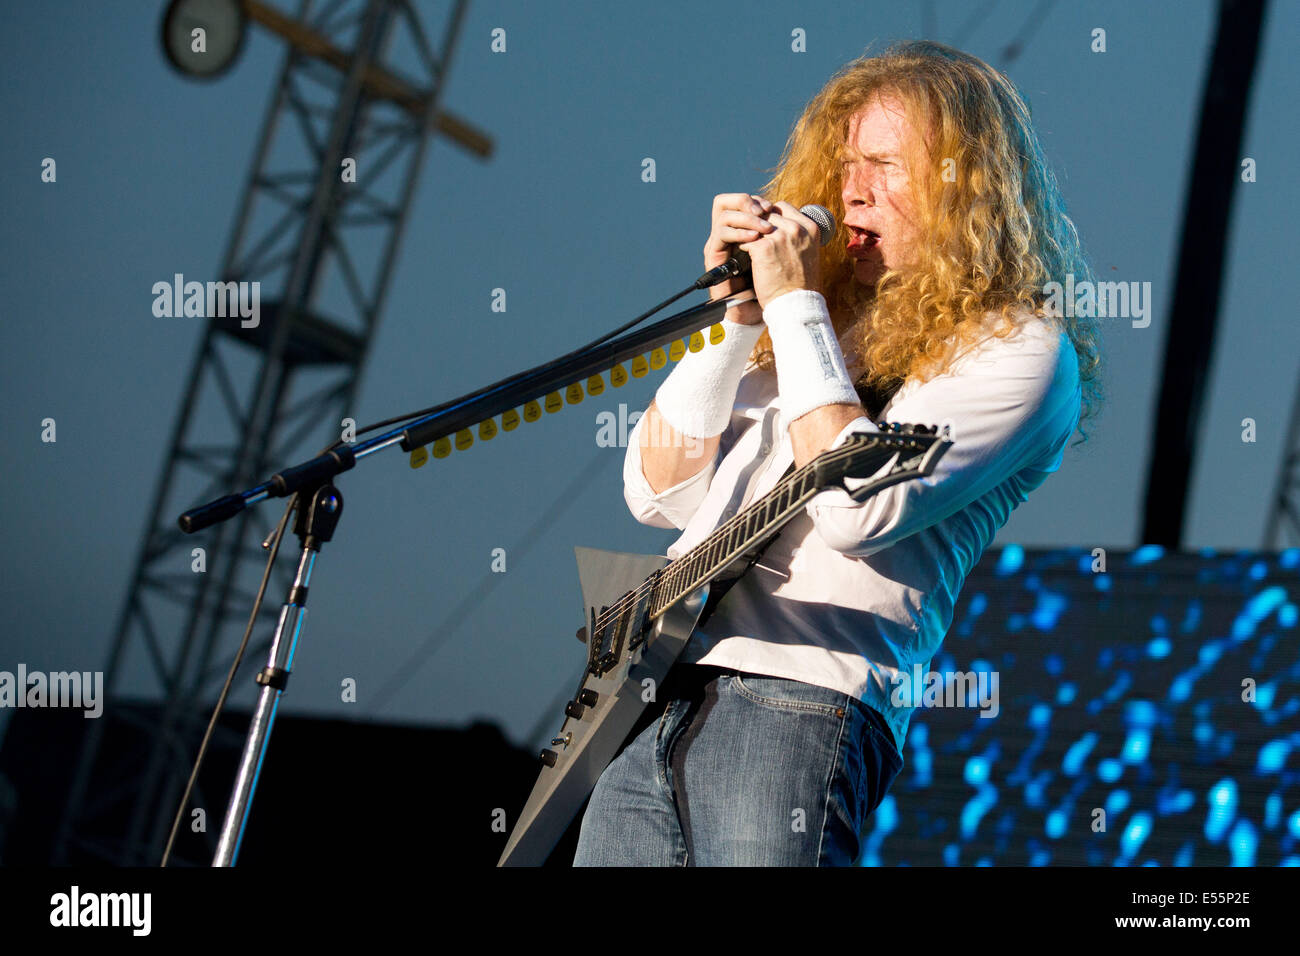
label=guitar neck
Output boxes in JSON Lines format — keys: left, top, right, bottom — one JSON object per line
{"left": 647, "top": 462, "right": 821, "bottom": 618}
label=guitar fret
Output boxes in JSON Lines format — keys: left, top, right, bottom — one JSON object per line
{"left": 646, "top": 428, "right": 934, "bottom": 622}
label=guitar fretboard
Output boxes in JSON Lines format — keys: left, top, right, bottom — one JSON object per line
{"left": 586, "top": 427, "right": 939, "bottom": 645}
{"left": 646, "top": 465, "right": 819, "bottom": 617}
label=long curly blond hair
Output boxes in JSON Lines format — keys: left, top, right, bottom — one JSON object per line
{"left": 751, "top": 40, "right": 1102, "bottom": 440}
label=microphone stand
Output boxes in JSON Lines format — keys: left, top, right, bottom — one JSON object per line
{"left": 188, "top": 284, "right": 745, "bottom": 866}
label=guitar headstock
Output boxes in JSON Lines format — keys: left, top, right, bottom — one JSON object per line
{"left": 812, "top": 422, "right": 952, "bottom": 502}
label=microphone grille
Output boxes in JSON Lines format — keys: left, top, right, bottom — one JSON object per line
{"left": 799, "top": 204, "right": 836, "bottom": 246}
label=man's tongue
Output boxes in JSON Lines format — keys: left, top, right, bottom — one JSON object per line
{"left": 847, "top": 231, "right": 879, "bottom": 254}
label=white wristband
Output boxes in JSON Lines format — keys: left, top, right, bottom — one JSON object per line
{"left": 763, "top": 289, "right": 859, "bottom": 427}
{"left": 653, "top": 317, "right": 764, "bottom": 438}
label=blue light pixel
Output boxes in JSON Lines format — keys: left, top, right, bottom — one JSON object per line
{"left": 1046, "top": 808, "right": 1067, "bottom": 839}
{"left": 1124, "top": 700, "right": 1158, "bottom": 728}
{"left": 965, "top": 755, "right": 990, "bottom": 786}
{"left": 1031, "top": 591, "right": 1066, "bottom": 631}
{"left": 1156, "top": 789, "right": 1195, "bottom": 815}
{"left": 1265, "top": 793, "right": 1281, "bottom": 829}
{"left": 960, "top": 786, "right": 997, "bottom": 839}
{"left": 1028, "top": 703, "right": 1051, "bottom": 730}
{"left": 1205, "top": 780, "right": 1238, "bottom": 842}
{"left": 1229, "top": 819, "right": 1257, "bottom": 867}
{"left": 1232, "top": 586, "right": 1288, "bottom": 640}
{"left": 1122, "top": 812, "right": 1153, "bottom": 858}
{"left": 875, "top": 794, "right": 897, "bottom": 834}
{"left": 1098, "top": 758, "right": 1123, "bottom": 782}
{"left": 1146, "top": 637, "right": 1171, "bottom": 659}
{"left": 1122, "top": 729, "right": 1150, "bottom": 764}
{"left": 1257, "top": 739, "right": 1288, "bottom": 773}
{"left": 1106, "top": 790, "right": 1130, "bottom": 815}
{"left": 1131, "top": 545, "right": 1164, "bottom": 565}
{"left": 996, "top": 545, "right": 1024, "bottom": 575}
{"left": 1169, "top": 674, "right": 1192, "bottom": 702}
{"left": 1063, "top": 733, "right": 1097, "bottom": 776}
{"left": 1252, "top": 682, "right": 1276, "bottom": 710}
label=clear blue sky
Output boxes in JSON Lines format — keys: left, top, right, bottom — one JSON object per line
{"left": 1, "top": 0, "right": 1297, "bottom": 748}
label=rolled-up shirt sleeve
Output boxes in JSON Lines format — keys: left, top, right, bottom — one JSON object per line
{"left": 805, "top": 319, "right": 1081, "bottom": 557}
{"left": 623, "top": 410, "right": 718, "bottom": 530}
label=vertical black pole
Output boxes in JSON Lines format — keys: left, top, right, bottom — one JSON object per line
{"left": 1141, "top": 0, "right": 1268, "bottom": 547}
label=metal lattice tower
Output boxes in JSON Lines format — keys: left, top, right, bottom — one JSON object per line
{"left": 53, "top": 0, "right": 490, "bottom": 865}
{"left": 1264, "top": 374, "right": 1300, "bottom": 549}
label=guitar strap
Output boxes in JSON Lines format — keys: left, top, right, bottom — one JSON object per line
{"left": 695, "top": 460, "right": 796, "bottom": 628}
{"left": 694, "top": 373, "right": 902, "bottom": 631}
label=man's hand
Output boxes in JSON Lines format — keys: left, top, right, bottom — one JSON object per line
{"left": 704, "top": 192, "right": 775, "bottom": 326}
{"left": 738, "top": 200, "right": 823, "bottom": 310}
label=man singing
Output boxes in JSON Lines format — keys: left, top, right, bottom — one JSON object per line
{"left": 573, "top": 40, "right": 1101, "bottom": 866}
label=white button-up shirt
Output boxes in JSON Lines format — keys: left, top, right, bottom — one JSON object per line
{"left": 622, "top": 304, "right": 1082, "bottom": 755}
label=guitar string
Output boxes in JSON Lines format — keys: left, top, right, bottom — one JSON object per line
{"left": 585, "top": 433, "right": 921, "bottom": 640}
{"left": 584, "top": 461, "right": 815, "bottom": 641}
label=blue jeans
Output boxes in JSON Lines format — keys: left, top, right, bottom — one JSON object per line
{"left": 572, "top": 664, "right": 903, "bottom": 866}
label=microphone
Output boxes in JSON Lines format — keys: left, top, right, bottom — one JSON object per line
{"left": 693, "top": 203, "right": 837, "bottom": 290}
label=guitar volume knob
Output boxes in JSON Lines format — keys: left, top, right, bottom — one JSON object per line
{"left": 579, "top": 689, "right": 599, "bottom": 707}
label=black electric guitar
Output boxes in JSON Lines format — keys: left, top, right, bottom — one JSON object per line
{"left": 498, "top": 423, "right": 951, "bottom": 865}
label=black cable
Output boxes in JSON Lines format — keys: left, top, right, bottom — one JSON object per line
{"left": 339, "top": 284, "right": 700, "bottom": 443}
{"left": 159, "top": 493, "right": 297, "bottom": 867}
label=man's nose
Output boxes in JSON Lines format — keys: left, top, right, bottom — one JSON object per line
{"left": 842, "top": 167, "right": 876, "bottom": 207}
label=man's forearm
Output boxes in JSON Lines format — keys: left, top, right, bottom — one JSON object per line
{"left": 638, "top": 401, "right": 721, "bottom": 493}
{"left": 640, "top": 297, "right": 763, "bottom": 494}
{"left": 787, "top": 402, "right": 866, "bottom": 468}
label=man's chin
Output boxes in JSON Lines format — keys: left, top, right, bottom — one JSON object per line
{"left": 851, "top": 257, "right": 883, "bottom": 287}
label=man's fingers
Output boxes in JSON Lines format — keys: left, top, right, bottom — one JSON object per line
{"left": 706, "top": 209, "right": 775, "bottom": 250}
{"left": 713, "top": 192, "right": 775, "bottom": 217}
{"left": 763, "top": 201, "right": 818, "bottom": 242}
